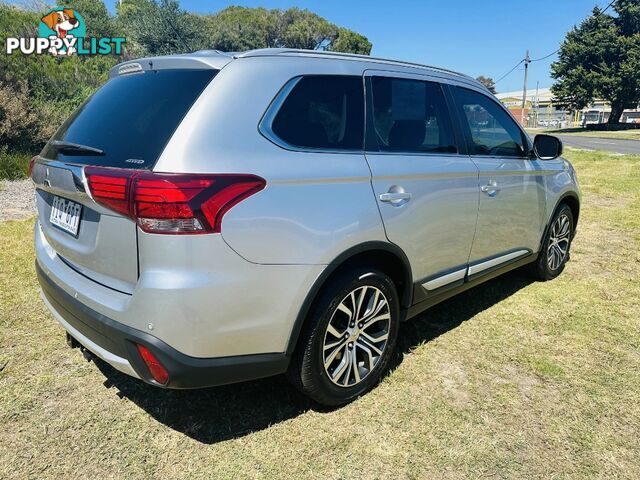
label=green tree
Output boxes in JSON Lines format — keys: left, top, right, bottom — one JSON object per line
{"left": 0, "top": 3, "right": 120, "bottom": 148}
{"left": 551, "top": 0, "right": 640, "bottom": 124}
{"left": 200, "top": 6, "right": 279, "bottom": 51}
{"left": 475, "top": 75, "right": 497, "bottom": 94}
{"left": 117, "top": 0, "right": 209, "bottom": 56}
{"left": 332, "top": 28, "right": 372, "bottom": 55}
{"left": 116, "top": 0, "right": 149, "bottom": 17}
{"left": 116, "top": 3, "right": 371, "bottom": 56}
{"left": 57, "top": 0, "right": 119, "bottom": 38}
{"left": 197, "top": 6, "right": 371, "bottom": 54}
{"left": 277, "top": 7, "right": 335, "bottom": 50}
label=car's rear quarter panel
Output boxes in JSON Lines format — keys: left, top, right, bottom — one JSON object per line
{"left": 133, "top": 233, "right": 324, "bottom": 356}
{"left": 154, "top": 56, "right": 388, "bottom": 265}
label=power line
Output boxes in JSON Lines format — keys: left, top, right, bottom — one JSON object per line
{"left": 495, "top": 49, "right": 554, "bottom": 85}
{"left": 602, "top": 0, "right": 615, "bottom": 13}
{"left": 494, "top": 1, "right": 617, "bottom": 85}
{"left": 494, "top": 48, "right": 557, "bottom": 86}
{"left": 531, "top": 49, "right": 559, "bottom": 62}
{"left": 494, "top": 59, "right": 524, "bottom": 84}
{"left": 528, "top": 0, "right": 616, "bottom": 64}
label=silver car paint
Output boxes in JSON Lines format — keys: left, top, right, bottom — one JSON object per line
{"left": 468, "top": 156, "right": 547, "bottom": 265}
{"left": 434, "top": 76, "right": 580, "bottom": 269}
{"left": 539, "top": 157, "right": 582, "bottom": 237}
{"left": 362, "top": 69, "right": 480, "bottom": 283}
{"left": 36, "top": 220, "right": 324, "bottom": 357}
{"left": 32, "top": 162, "right": 139, "bottom": 293}
{"left": 156, "top": 56, "right": 390, "bottom": 265}
{"left": 35, "top": 49, "right": 580, "bottom": 368}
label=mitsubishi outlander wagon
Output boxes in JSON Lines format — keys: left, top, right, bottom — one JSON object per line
{"left": 32, "top": 49, "right": 580, "bottom": 406}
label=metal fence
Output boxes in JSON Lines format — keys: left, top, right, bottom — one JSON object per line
{"left": 515, "top": 106, "right": 640, "bottom": 129}
{"left": 525, "top": 107, "right": 575, "bottom": 129}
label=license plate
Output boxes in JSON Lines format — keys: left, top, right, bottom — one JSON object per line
{"left": 50, "top": 196, "right": 82, "bottom": 236}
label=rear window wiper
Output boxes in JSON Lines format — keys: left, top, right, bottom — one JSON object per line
{"left": 50, "top": 140, "right": 105, "bottom": 156}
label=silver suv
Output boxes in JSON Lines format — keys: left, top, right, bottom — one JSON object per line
{"left": 33, "top": 49, "right": 580, "bottom": 406}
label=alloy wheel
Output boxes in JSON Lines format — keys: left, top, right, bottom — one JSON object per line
{"left": 547, "top": 213, "right": 571, "bottom": 271}
{"left": 322, "top": 286, "right": 391, "bottom": 387}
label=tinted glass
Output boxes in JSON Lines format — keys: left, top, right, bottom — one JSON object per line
{"left": 271, "top": 76, "right": 364, "bottom": 150}
{"left": 370, "top": 77, "right": 456, "bottom": 154}
{"left": 42, "top": 69, "right": 217, "bottom": 169}
{"left": 453, "top": 87, "right": 526, "bottom": 157}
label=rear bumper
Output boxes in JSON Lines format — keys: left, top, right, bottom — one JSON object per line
{"left": 36, "top": 260, "right": 290, "bottom": 389}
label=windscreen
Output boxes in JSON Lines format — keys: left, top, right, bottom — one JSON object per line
{"left": 41, "top": 69, "right": 218, "bottom": 169}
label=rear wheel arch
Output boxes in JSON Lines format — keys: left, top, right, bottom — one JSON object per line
{"left": 285, "top": 241, "right": 412, "bottom": 355}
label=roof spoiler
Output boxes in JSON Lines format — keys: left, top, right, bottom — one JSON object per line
{"left": 109, "top": 52, "right": 233, "bottom": 79}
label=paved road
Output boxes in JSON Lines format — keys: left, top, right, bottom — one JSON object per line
{"left": 555, "top": 135, "right": 640, "bottom": 155}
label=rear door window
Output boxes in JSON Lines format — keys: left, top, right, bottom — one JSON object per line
{"left": 270, "top": 75, "right": 364, "bottom": 150}
{"left": 370, "top": 76, "right": 457, "bottom": 154}
{"left": 453, "top": 87, "right": 527, "bottom": 157}
{"left": 41, "top": 69, "right": 217, "bottom": 169}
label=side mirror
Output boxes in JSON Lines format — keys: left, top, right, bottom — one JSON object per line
{"left": 533, "top": 134, "right": 563, "bottom": 160}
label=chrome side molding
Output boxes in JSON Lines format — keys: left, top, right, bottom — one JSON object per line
{"left": 421, "top": 268, "right": 467, "bottom": 291}
{"left": 468, "top": 249, "right": 530, "bottom": 276}
{"left": 421, "top": 249, "right": 531, "bottom": 291}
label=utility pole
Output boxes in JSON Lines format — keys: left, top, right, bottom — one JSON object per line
{"left": 535, "top": 80, "right": 539, "bottom": 127}
{"left": 521, "top": 50, "right": 531, "bottom": 126}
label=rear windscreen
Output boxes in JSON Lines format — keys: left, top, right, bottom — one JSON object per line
{"left": 41, "top": 69, "right": 217, "bottom": 169}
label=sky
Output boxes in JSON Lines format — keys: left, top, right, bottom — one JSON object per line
{"left": 15, "top": 0, "right": 607, "bottom": 93}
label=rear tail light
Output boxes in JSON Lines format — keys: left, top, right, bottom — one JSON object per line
{"left": 135, "top": 344, "right": 169, "bottom": 385}
{"left": 84, "top": 168, "right": 131, "bottom": 217}
{"left": 28, "top": 156, "right": 38, "bottom": 178}
{"left": 85, "top": 167, "right": 265, "bottom": 234}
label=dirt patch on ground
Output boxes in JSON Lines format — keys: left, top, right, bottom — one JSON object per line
{"left": 435, "top": 356, "right": 471, "bottom": 406}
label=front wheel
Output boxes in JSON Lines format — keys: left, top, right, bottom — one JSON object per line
{"left": 288, "top": 268, "right": 400, "bottom": 406}
{"left": 532, "top": 204, "right": 574, "bottom": 281}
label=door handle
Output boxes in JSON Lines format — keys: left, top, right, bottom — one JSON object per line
{"left": 481, "top": 181, "right": 501, "bottom": 196}
{"left": 379, "top": 192, "right": 412, "bottom": 202}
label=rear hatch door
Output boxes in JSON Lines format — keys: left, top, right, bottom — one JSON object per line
{"left": 33, "top": 67, "right": 218, "bottom": 294}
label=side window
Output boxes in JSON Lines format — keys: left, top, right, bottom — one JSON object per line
{"left": 453, "top": 87, "right": 527, "bottom": 157}
{"left": 271, "top": 75, "right": 364, "bottom": 150}
{"left": 370, "top": 76, "right": 457, "bottom": 154}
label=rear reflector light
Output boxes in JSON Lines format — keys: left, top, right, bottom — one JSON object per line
{"left": 84, "top": 167, "right": 265, "bottom": 234}
{"left": 135, "top": 344, "right": 169, "bottom": 385}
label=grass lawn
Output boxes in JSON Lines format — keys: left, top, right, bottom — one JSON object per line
{"left": 527, "top": 127, "right": 640, "bottom": 141}
{"left": 1, "top": 149, "right": 639, "bottom": 478}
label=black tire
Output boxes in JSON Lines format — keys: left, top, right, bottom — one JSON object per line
{"left": 531, "top": 204, "right": 574, "bottom": 281}
{"left": 287, "top": 268, "right": 400, "bottom": 406}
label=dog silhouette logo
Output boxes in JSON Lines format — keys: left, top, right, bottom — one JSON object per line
{"left": 5, "top": 6, "right": 124, "bottom": 56}
{"left": 38, "top": 7, "right": 86, "bottom": 56}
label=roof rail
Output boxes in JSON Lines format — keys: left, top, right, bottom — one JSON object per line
{"left": 235, "top": 48, "right": 474, "bottom": 81}
{"left": 190, "top": 49, "right": 234, "bottom": 57}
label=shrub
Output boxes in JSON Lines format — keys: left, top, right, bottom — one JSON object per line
{"left": 0, "top": 81, "right": 43, "bottom": 151}
{"left": 0, "top": 147, "right": 31, "bottom": 180}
